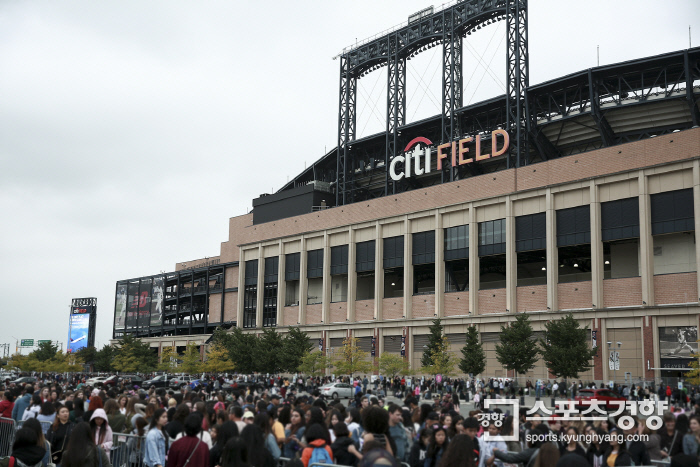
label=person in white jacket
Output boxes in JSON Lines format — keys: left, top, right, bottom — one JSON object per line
{"left": 21, "top": 395, "right": 42, "bottom": 421}
{"left": 479, "top": 420, "right": 508, "bottom": 467}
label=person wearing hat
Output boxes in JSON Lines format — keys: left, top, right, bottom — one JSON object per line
{"left": 243, "top": 411, "right": 255, "bottom": 424}
{"left": 89, "top": 408, "right": 114, "bottom": 459}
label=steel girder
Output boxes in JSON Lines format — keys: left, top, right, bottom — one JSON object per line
{"left": 336, "top": 55, "right": 357, "bottom": 206}
{"left": 441, "top": 8, "right": 463, "bottom": 183}
{"left": 505, "top": 0, "right": 528, "bottom": 168}
{"left": 686, "top": 50, "right": 700, "bottom": 127}
{"left": 386, "top": 33, "right": 407, "bottom": 196}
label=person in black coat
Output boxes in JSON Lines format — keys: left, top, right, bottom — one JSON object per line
{"left": 624, "top": 418, "right": 651, "bottom": 466}
{"left": 331, "top": 423, "right": 361, "bottom": 466}
{"left": 603, "top": 429, "right": 633, "bottom": 466}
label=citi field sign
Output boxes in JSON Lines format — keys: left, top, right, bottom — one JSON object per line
{"left": 389, "top": 130, "right": 510, "bottom": 182}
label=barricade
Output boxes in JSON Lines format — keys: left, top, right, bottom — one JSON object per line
{"left": 111, "top": 432, "right": 147, "bottom": 467}
{"left": 278, "top": 457, "right": 292, "bottom": 467}
{"left": 15, "top": 419, "right": 53, "bottom": 435}
{"left": 0, "top": 417, "right": 16, "bottom": 458}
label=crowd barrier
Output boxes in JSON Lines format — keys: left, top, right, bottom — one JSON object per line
{"left": 0, "top": 418, "right": 14, "bottom": 458}
{"left": 111, "top": 432, "right": 146, "bottom": 467}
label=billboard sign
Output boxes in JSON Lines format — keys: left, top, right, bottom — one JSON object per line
{"left": 150, "top": 276, "right": 164, "bottom": 327}
{"left": 126, "top": 282, "right": 139, "bottom": 328}
{"left": 20, "top": 339, "right": 33, "bottom": 347}
{"left": 659, "top": 326, "right": 698, "bottom": 369}
{"left": 37, "top": 340, "right": 52, "bottom": 345}
{"left": 138, "top": 278, "right": 152, "bottom": 328}
{"left": 68, "top": 312, "right": 90, "bottom": 353}
{"left": 114, "top": 283, "right": 127, "bottom": 329}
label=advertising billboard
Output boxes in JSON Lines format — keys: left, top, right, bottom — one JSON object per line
{"left": 126, "top": 282, "right": 139, "bottom": 328}
{"left": 114, "top": 283, "right": 127, "bottom": 329}
{"left": 150, "top": 276, "right": 164, "bottom": 327}
{"left": 659, "top": 326, "right": 698, "bottom": 369}
{"left": 138, "top": 278, "right": 152, "bottom": 328}
{"left": 69, "top": 298, "right": 97, "bottom": 352}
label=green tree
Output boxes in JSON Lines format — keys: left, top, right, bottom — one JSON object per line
{"left": 281, "top": 327, "right": 313, "bottom": 372}
{"left": 203, "top": 343, "right": 236, "bottom": 373}
{"left": 421, "top": 318, "right": 444, "bottom": 367}
{"left": 298, "top": 350, "right": 331, "bottom": 377}
{"left": 94, "top": 345, "right": 115, "bottom": 372}
{"left": 377, "top": 353, "right": 410, "bottom": 379}
{"left": 181, "top": 343, "right": 202, "bottom": 374}
{"left": 540, "top": 313, "right": 597, "bottom": 380}
{"left": 112, "top": 335, "right": 158, "bottom": 373}
{"left": 258, "top": 328, "right": 285, "bottom": 374}
{"left": 158, "top": 346, "right": 178, "bottom": 372}
{"left": 32, "top": 341, "right": 58, "bottom": 362}
{"left": 421, "top": 336, "right": 458, "bottom": 377}
{"left": 459, "top": 325, "right": 486, "bottom": 376}
{"left": 226, "top": 328, "right": 259, "bottom": 374}
{"left": 75, "top": 346, "right": 97, "bottom": 367}
{"left": 686, "top": 341, "right": 700, "bottom": 386}
{"left": 495, "top": 313, "right": 540, "bottom": 384}
{"left": 333, "top": 337, "right": 373, "bottom": 378}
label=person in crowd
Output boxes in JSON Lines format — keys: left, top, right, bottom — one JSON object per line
{"left": 220, "top": 438, "right": 250, "bottom": 467}
{"left": 36, "top": 402, "right": 57, "bottom": 429}
{"left": 174, "top": 411, "right": 213, "bottom": 449}
{"left": 682, "top": 414, "right": 700, "bottom": 458}
{"left": 255, "top": 412, "right": 281, "bottom": 460}
{"left": 301, "top": 424, "right": 334, "bottom": 467}
{"left": 603, "top": 428, "right": 631, "bottom": 467}
{"left": 331, "top": 422, "right": 362, "bottom": 466}
{"left": 560, "top": 426, "right": 587, "bottom": 459}
{"left": 46, "top": 405, "right": 74, "bottom": 467}
{"left": 89, "top": 409, "right": 113, "bottom": 460}
{"left": 0, "top": 427, "right": 47, "bottom": 467}
{"left": 166, "top": 403, "right": 190, "bottom": 439}
{"left": 423, "top": 426, "right": 449, "bottom": 467}
{"left": 440, "top": 434, "right": 477, "bottom": 467}
{"left": 660, "top": 411, "right": 683, "bottom": 459}
{"left": 60, "top": 422, "right": 112, "bottom": 467}
{"left": 104, "top": 399, "right": 126, "bottom": 434}
{"left": 240, "top": 424, "right": 275, "bottom": 467}
{"left": 209, "top": 421, "right": 239, "bottom": 467}
{"left": 22, "top": 418, "right": 51, "bottom": 467}
{"left": 387, "top": 404, "right": 410, "bottom": 463}
{"left": 284, "top": 408, "right": 307, "bottom": 459}
{"left": 409, "top": 427, "right": 432, "bottom": 467}
{"left": 479, "top": 419, "right": 507, "bottom": 467}
{"left": 0, "top": 391, "right": 14, "bottom": 418}
{"left": 126, "top": 417, "right": 149, "bottom": 467}
{"left": 143, "top": 408, "right": 168, "bottom": 467}
{"left": 166, "top": 413, "right": 210, "bottom": 467}
{"left": 83, "top": 396, "right": 103, "bottom": 423}
{"left": 12, "top": 386, "right": 32, "bottom": 422}
{"left": 22, "top": 395, "right": 43, "bottom": 421}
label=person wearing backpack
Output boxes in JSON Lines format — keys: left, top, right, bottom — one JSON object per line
{"left": 301, "top": 424, "right": 334, "bottom": 467}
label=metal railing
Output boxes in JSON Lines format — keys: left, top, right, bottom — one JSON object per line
{"left": 111, "top": 432, "right": 146, "bottom": 467}
{"left": 0, "top": 418, "right": 14, "bottom": 458}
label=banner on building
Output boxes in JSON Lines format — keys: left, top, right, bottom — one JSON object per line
{"left": 114, "top": 283, "right": 127, "bottom": 329}
{"left": 150, "top": 276, "right": 164, "bottom": 327}
{"left": 659, "top": 326, "right": 698, "bottom": 369}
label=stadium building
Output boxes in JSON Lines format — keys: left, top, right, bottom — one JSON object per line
{"left": 112, "top": 0, "right": 700, "bottom": 385}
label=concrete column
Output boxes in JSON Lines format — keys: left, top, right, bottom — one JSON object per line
{"left": 600, "top": 320, "right": 609, "bottom": 383}
{"left": 378, "top": 328, "right": 385, "bottom": 359}
{"left": 469, "top": 204, "right": 479, "bottom": 315}
{"left": 590, "top": 181, "right": 603, "bottom": 309}
{"left": 546, "top": 188, "right": 558, "bottom": 311}
{"left": 299, "top": 237, "right": 307, "bottom": 326}
{"left": 505, "top": 195, "right": 517, "bottom": 313}
{"left": 638, "top": 170, "right": 655, "bottom": 306}
{"left": 237, "top": 247, "right": 245, "bottom": 327}
{"left": 404, "top": 217, "right": 414, "bottom": 319}
{"left": 277, "top": 240, "right": 286, "bottom": 325}
{"left": 256, "top": 246, "right": 264, "bottom": 328}
{"left": 694, "top": 160, "right": 700, "bottom": 300}
{"left": 375, "top": 222, "right": 384, "bottom": 320}
{"left": 347, "top": 227, "right": 356, "bottom": 322}
{"left": 322, "top": 233, "right": 331, "bottom": 324}
{"left": 435, "top": 212, "right": 444, "bottom": 318}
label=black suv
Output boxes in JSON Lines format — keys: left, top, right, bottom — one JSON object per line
{"left": 143, "top": 375, "right": 172, "bottom": 388}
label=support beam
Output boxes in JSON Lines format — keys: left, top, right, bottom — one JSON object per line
{"left": 506, "top": 0, "right": 528, "bottom": 168}
{"left": 337, "top": 56, "right": 357, "bottom": 206}
{"left": 685, "top": 51, "right": 700, "bottom": 127}
{"left": 386, "top": 33, "right": 406, "bottom": 196}
{"left": 588, "top": 70, "right": 616, "bottom": 147}
{"left": 441, "top": 8, "right": 463, "bottom": 182}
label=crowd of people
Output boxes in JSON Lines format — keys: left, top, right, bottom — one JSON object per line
{"left": 0, "top": 374, "right": 699, "bottom": 467}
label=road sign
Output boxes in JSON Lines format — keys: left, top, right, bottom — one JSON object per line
{"left": 37, "top": 340, "right": 52, "bottom": 345}
{"left": 20, "top": 339, "right": 34, "bottom": 347}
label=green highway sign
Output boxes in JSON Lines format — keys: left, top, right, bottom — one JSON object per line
{"left": 20, "top": 339, "right": 34, "bottom": 347}
{"left": 37, "top": 340, "right": 52, "bottom": 345}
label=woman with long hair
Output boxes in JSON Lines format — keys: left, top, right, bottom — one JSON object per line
{"left": 126, "top": 417, "right": 149, "bottom": 467}
{"left": 284, "top": 408, "right": 307, "bottom": 458}
{"left": 602, "top": 428, "right": 631, "bottom": 466}
{"left": 240, "top": 424, "right": 275, "bottom": 467}
{"left": 682, "top": 414, "right": 700, "bottom": 457}
{"left": 220, "top": 438, "right": 250, "bottom": 467}
{"left": 409, "top": 427, "right": 432, "bottom": 467}
{"left": 0, "top": 427, "right": 46, "bottom": 467}
{"left": 143, "top": 408, "right": 168, "bottom": 467}
{"left": 60, "top": 422, "right": 111, "bottom": 467}
{"left": 117, "top": 396, "right": 128, "bottom": 415}
{"left": 533, "top": 441, "right": 560, "bottom": 467}
{"left": 325, "top": 409, "right": 342, "bottom": 443}
{"left": 47, "top": 405, "right": 74, "bottom": 466}
{"left": 210, "top": 421, "right": 240, "bottom": 467}
{"left": 166, "top": 403, "right": 190, "bottom": 439}
{"left": 254, "top": 412, "right": 281, "bottom": 460}
{"left": 104, "top": 399, "right": 126, "bottom": 434}
{"left": 22, "top": 418, "right": 50, "bottom": 467}
{"left": 22, "top": 394, "right": 43, "bottom": 421}
{"left": 437, "top": 434, "right": 476, "bottom": 467}
{"left": 89, "top": 408, "right": 113, "bottom": 459}
{"left": 124, "top": 396, "right": 141, "bottom": 432}
{"left": 423, "top": 426, "right": 449, "bottom": 467}
{"left": 35, "top": 402, "right": 56, "bottom": 428}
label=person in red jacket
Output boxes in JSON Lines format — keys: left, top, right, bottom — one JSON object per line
{"left": 0, "top": 391, "right": 14, "bottom": 418}
{"left": 301, "top": 424, "right": 334, "bottom": 467}
{"left": 166, "top": 413, "right": 210, "bottom": 467}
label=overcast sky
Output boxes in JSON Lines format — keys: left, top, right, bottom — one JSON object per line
{"left": 1, "top": 0, "right": 698, "bottom": 353}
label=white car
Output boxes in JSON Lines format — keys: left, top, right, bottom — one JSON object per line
{"left": 320, "top": 382, "right": 354, "bottom": 400}
{"left": 86, "top": 376, "right": 109, "bottom": 386}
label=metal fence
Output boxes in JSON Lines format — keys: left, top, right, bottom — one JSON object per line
{"left": 0, "top": 418, "right": 14, "bottom": 458}
{"left": 111, "top": 432, "right": 146, "bottom": 467}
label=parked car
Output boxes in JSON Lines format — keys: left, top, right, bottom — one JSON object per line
{"left": 86, "top": 376, "right": 109, "bottom": 386}
{"left": 574, "top": 388, "right": 626, "bottom": 410}
{"left": 118, "top": 375, "right": 144, "bottom": 387}
{"left": 169, "top": 375, "right": 194, "bottom": 388}
{"left": 320, "top": 382, "right": 354, "bottom": 400}
{"left": 143, "top": 375, "right": 172, "bottom": 388}
{"left": 10, "top": 377, "right": 36, "bottom": 385}
{"left": 102, "top": 375, "right": 119, "bottom": 387}
{"left": 221, "top": 380, "right": 263, "bottom": 393}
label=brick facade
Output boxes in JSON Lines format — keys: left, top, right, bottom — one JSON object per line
{"left": 283, "top": 306, "right": 298, "bottom": 326}
{"left": 305, "top": 304, "right": 322, "bottom": 325}
{"left": 478, "top": 289, "right": 507, "bottom": 314}
{"left": 382, "top": 298, "right": 403, "bottom": 320}
{"left": 355, "top": 300, "right": 374, "bottom": 321}
{"left": 654, "top": 272, "right": 698, "bottom": 304}
{"left": 558, "top": 281, "right": 593, "bottom": 310}
{"left": 603, "top": 277, "right": 643, "bottom": 308}
{"left": 516, "top": 285, "right": 547, "bottom": 312}
{"left": 330, "top": 302, "right": 347, "bottom": 323}
{"left": 444, "top": 291, "right": 469, "bottom": 316}
{"left": 412, "top": 295, "right": 435, "bottom": 318}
